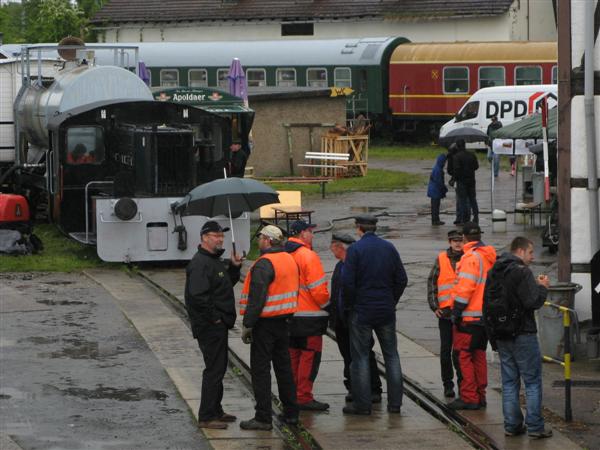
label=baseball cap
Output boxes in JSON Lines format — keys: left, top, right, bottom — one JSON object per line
{"left": 331, "top": 233, "right": 355, "bottom": 245}
{"left": 462, "top": 222, "right": 483, "bottom": 236}
{"left": 260, "top": 225, "right": 284, "bottom": 241}
{"left": 447, "top": 229, "right": 463, "bottom": 240}
{"left": 201, "top": 220, "right": 230, "bottom": 235}
{"left": 289, "top": 220, "right": 317, "bottom": 235}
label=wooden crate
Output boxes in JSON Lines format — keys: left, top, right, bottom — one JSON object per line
{"left": 320, "top": 134, "right": 369, "bottom": 177}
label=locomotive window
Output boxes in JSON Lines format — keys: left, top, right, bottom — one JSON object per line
{"left": 189, "top": 69, "right": 208, "bottom": 87}
{"left": 276, "top": 68, "right": 297, "bottom": 87}
{"left": 66, "top": 127, "right": 105, "bottom": 165}
{"left": 160, "top": 69, "right": 179, "bottom": 87}
{"left": 455, "top": 101, "right": 480, "bottom": 123}
{"left": 479, "top": 67, "right": 505, "bottom": 89}
{"left": 443, "top": 67, "right": 469, "bottom": 94}
{"left": 217, "top": 69, "right": 229, "bottom": 89}
{"left": 515, "top": 66, "right": 542, "bottom": 85}
{"left": 307, "top": 68, "right": 327, "bottom": 87}
{"left": 551, "top": 66, "right": 558, "bottom": 84}
{"left": 247, "top": 69, "right": 266, "bottom": 87}
{"left": 334, "top": 67, "right": 351, "bottom": 88}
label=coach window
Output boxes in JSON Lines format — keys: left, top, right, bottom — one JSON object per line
{"left": 66, "top": 127, "right": 105, "bottom": 165}
{"left": 479, "top": 67, "right": 505, "bottom": 89}
{"left": 334, "top": 67, "right": 352, "bottom": 87}
{"left": 307, "top": 68, "right": 327, "bottom": 87}
{"left": 515, "top": 66, "right": 542, "bottom": 85}
{"left": 551, "top": 65, "right": 558, "bottom": 84}
{"left": 217, "top": 69, "right": 229, "bottom": 89}
{"left": 455, "top": 101, "right": 480, "bottom": 123}
{"left": 189, "top": 69, "right": 208, "bottom": 87}
{"left": 160, "top": 69, "right": 179, "bottom": 87}
{"left": 247, "top": 69, "right": 267, "bottom": 87}
{"left": 276, "top": 68, "right": 296, "bottom": 87}
{"left": 443, "top": 67, "right": 469, "bottom": 94}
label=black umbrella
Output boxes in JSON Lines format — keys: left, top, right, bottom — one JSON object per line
{"left": 438, "top": 127, "right": 490, "bottom": 147}
{"left": 174, "top": 177, "right": 279, "bottom": 252}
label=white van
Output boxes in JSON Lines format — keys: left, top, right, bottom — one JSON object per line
{"left": 439, "top": 85, "right": 558, "bottom": 142}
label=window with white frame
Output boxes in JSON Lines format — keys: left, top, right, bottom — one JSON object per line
{"left": 443, "top": 67, "right": 469, "bottom": 93}
{"left": 307, "top": 68, "right": 327, "bottom": 87}
{"left": 217, "top": 69, "right": 229, "bottom": 89}
{"left": 334, "top": 67, "right": 352, "bottom": 87}
{"left": 515, "top": 66, "right": 542, "bottom": 85}
{"left": 189, "top": 69, "right": 208, "bottom": 87}
{"left": 478, "top": 66, "right": 505, "bottom": 89}
{"left": 276, "top": 68, "right": 296, "bottom": 87}
{"left": 552, "top": 65, "right": 558, "bottom": 84}
{"left": 160, "top": 69, "right": 179, "bottom": 87}
{"left": 247, "top": 69, "right": 266, "bottom": 87}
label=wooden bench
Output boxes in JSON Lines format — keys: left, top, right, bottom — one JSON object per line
{"left": 260, "top": 176, "right": 333, "bottom": 199}
{"left": 298, "top": 151, "right": 350, "bottom": 178}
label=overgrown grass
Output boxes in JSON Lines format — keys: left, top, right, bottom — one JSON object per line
{"left": 370, "top": 145, "right": 445, "bottom": 160}
{"left": 0, "top": 224, "right": 118, "bottom": 272}
{"left": 267, "top": 168, "right": 426, "bottom": 196}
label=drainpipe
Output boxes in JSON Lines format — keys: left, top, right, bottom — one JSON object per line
{"left": 584, "top": 0, "right": 599, "bottom": 253}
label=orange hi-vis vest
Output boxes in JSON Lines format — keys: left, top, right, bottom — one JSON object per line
{"left": 437, "top": 252, "right": 457, "bottom": 309}
{"left": 240, "top": 252, "right": 299, "bottom": 318}
{"left": 453, "top": 243, "right": 496, "bottom": 323}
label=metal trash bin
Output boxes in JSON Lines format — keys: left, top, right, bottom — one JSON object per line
{"left": 587, "top": 329, "right": 600, "bottom": 359}
{"left": 537, "top": 282, "right": 582, "bottom": 360}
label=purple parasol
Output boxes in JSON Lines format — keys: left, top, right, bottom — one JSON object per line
{"left": 138, "top": 61, "right": 150, "bottom": 86}
{"left": 227, "top": 58, "right": 247, "bottom": 101}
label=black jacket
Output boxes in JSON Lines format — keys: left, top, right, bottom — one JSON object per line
{"left": 242, "top": 246, "right": 293, "bottom": 328}
{"left": 452, "top": 148, "right": 479, "bottom": 185}
{"left": 185, "top": 246, "right": 241, "bottom": 336}
{"left": 327, "top": 260, "right": 344, "bottom": 328}
{"left": 491, "top": 252, "right": 548, "bottom": 335}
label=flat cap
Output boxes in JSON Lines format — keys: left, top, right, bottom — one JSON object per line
{"left": 201, "top": 220, "right": 230, "bottom": 235}
{"left": 447, "top": 229, "right": 463, "bottom": 240}
{"left": 331, "top": 233, "right": 355, "bottom": 245}
{"left": 354, "top": 214, "right": 378, "bottom": 226}
{"left": 260, "top": 225, "right": 284, "bottom": 241}
{"left": 462, "top": 221, "right": 483, "bottom": 236}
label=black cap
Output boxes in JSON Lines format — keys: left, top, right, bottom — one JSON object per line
{"left": 289, "top": 220, "right": 317, "bottom": 235}
{"left": 447, "top": 229, "right": 463, "bottom": 240}
{"left": 354, "top": 214, "right": 378, "bottom": 226}
{"left": 462, "top": 221, "right": 483, "bottom": 236}
{"left": 201, "top": 220, "right": 230, "bottom": 235}
{"left": 331, "top": 233, "right": 355, "bottom": 245}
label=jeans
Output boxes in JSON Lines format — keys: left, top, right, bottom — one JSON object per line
{"left": 487, "top": 148, "right": 500, "bottom": 177}
{"left": 349, "top": 314, "right": 403, "bottom": 411}
{"left": 456, "top": 182, "right": 479, "bottom": 223}
{"left": 497, "top": 334, "right": 545, "bottom": 433}
{"left": 196, "top": 322, "right": 229, "bottom": 421}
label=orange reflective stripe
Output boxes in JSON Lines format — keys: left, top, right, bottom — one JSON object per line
{"left": 437, "top": 252, "right": 456, "bottom": 309}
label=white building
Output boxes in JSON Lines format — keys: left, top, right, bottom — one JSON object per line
{"left": 91, "top": 0, "right": 557, "bottom": 43}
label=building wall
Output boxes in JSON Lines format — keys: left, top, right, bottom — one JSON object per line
{"left": 99, "top": 4, "right": 557, "bottom": 44}
{"left": 247, "top": 95, "right": 346, "bottom": 176}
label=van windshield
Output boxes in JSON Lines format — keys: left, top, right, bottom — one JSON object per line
{"left": 455, "top": 101, "right": 479, "bottom": 122}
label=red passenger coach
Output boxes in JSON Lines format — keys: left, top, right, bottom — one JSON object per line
{"left": 388, "top": 41, "right": 557, "bottom": 136}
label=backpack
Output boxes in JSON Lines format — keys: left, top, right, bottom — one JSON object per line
{"left": 483, "top": 262, "right": 522, "bottom": 344}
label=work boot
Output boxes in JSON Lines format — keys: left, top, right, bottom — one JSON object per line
{"left": 505, "top": 424, "right": 526, "bottom": 437}
{"left": 197, "top": 420, "right": 227, "bottom": 429}
{"left": 277, "top": 413, "right": 299, "bottom": 426}
{"left": 345, "top": 393, "right": 353, "bottom": 402}
{"left": 528, "top": 428, "right": 553, "bottom": 439}
{"left": 443, "top": 387, "right": 455, "bottom": 398}
{"left": 239, "top": 418, "right": 273, "bottom": 431}
{"left": 218, "top": 412, "right": 237, "bottom": 422}
{"left": 432, "top": 220, "right": 445, "bottom": 226}
{"left": 343, "top": 405, "right": 371, "bottom": 415}
{"left": 298, "top": 399, "right": 329, "bottom": 411}
{"left": 371, "top": 393, "right": 382, "bottom": 404}
{"left": 447, "top": 399, "right": 480, "bottom": 410}
{"left": 387, "top": 406, "right": 401, "bottom": 414}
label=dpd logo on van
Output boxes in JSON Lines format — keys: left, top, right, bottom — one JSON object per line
{"left": 486, "top": 91, "right": 557, "bottom": 120}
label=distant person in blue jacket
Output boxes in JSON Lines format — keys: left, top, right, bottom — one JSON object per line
{"left": 341, "top": 215, "right": 408, "bottom": 416}
{"left": 427, "top": 153, "right": 448, "bottom": 226}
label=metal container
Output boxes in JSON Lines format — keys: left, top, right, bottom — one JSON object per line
{"left": 492, "top": 209, "right": 507, "bottom": 232}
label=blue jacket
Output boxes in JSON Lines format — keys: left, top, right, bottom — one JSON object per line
{"left": 427, "top": 154, "right": 448, "bottom": 199}
{"left": 342, "top": 232, "right": 408, "bottom": 326}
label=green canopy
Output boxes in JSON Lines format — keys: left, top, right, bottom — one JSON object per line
{"left": 491, "top": 107, "right": 557, "bottom": 140}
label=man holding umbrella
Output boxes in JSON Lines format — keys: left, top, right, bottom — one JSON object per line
{"left": 185, "top": 221, "right": 243, "bottom": 429}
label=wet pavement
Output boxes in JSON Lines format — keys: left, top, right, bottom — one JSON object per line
{"left": 0, "top": 272, "right": 207, "bottom": 450}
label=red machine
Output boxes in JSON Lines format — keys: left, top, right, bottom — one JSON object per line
{"left": 0, "top": 193, "right": 30, "bottom": 225}
{"left": 388, "top": 41, "right": 557, "bottom": 135}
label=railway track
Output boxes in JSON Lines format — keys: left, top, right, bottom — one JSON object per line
{"left": 137, "top": 268, "right": 499, "bottom": 450}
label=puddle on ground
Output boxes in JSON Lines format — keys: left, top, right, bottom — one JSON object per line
{"left": 19, "top": 336, "right": 60, "bottom": 345}
{"left": 349, "top": 206, "right": 388, "bottom": 213}
{"left": 42, "top": 281, "right": 75, "bottom": 286}
{"left": 38, "top": 340, "right": 130, "bottom": 360}
{"left": 36, "top": 300, "right": 85, "bottom": 306}
{"left": 49, "top": 384, "right": 168, "bottom": 402}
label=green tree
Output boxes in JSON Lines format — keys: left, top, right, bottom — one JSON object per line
{"left": 0, "top": 2, "right": 27, "bottom": 43}
{"left": 32, "top": 0, "right": 86, "bottom": 42}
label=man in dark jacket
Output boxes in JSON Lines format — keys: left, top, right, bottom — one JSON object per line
{"left": 486, "top": 116, "right": 503, "bottom": 178}
{"left": 342, "top": 215, "right": 408, "bottom": 415}
{"left": 452, "top": 139, "right": 479, "bottom": 224}
{"left": 489, "top": 237, "right": 552, "bottom": 439}
{"left": 184, "top": 221, "right": 242, "bottom": 429}
{"left": 328, "top": 233, "right": 382, "bottom": 403}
